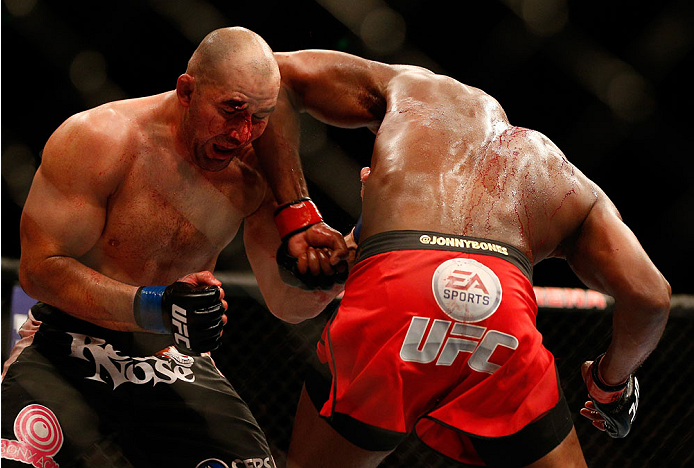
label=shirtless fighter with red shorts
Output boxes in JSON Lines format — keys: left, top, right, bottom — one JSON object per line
{"left": 254, "top": 50, "right": 672, "bottom": 467}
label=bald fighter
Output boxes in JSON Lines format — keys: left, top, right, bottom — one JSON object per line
{"left": 253, "top": 50, "right": 672, "bottom": 467}
{"left": 1, "top": 29, "right": 346, "bottom": 467}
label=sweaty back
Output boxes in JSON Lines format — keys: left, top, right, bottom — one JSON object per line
{"left": 362, "top": 69, "right": 592, "bottom": 262}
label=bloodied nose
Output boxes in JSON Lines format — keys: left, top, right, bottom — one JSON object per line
{"left": 227, "top": 114, "right": 253, "bottom": 145}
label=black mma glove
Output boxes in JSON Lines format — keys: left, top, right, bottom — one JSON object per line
{"left": 133, "top": 282, "right": 224, "bottom": 353}
{"left": 274, "top": 197, "right": 347, "bottom": 290}
{"left": 583, "top": 354, "right": 640, "bottom": 438}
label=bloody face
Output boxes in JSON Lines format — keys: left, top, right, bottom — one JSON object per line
{"left": 181, "top": 67, "right": 279, "bottom": 172}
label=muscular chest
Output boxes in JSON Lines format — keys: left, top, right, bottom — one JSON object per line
{"left": 101, "top": 151, "right": 265, "bottom": 264}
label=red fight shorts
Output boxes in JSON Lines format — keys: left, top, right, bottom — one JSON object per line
{"left": 308, "top": 230, "right": 573, "bottom": 467}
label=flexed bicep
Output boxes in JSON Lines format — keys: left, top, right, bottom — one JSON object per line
{"left": 21, "top": 164, "right": 107, "bottom": 262}
{"left": 18, "top": 112, "right": 136, "bottom": 326}
{"left": 275, "top": 50, "right": 398, "bottom": 130}
{"left": 20, "top": 111, "right": 127, "bottom": 264}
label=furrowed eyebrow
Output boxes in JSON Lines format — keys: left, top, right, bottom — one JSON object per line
{"left": 255, "top": 106, "right": 276, "bottom": 116}
{"left": 223, "top": 100, "right": 248, "bottom": 110}
{"left": 221, "top": 102, "right": 275, "bottom": 115}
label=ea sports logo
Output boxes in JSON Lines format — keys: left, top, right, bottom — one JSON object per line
{"left": 432, "top": 258, "right": 502, "bottom": 322}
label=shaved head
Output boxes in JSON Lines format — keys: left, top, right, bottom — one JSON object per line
{"left": 176, "top": 27, "right": 281, "bottom": 172}
{"left": 187, "top": 27, "right": 279, "bottom": 87}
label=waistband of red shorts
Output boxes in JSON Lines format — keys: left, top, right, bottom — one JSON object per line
{"left": 357, "top": 230, "right": 533, "bottom": 282}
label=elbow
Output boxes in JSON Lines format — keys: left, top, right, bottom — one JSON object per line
{"left": 263, "top": 293, "right": 300, "bottom": 324}
{"left": 274, "top": 312, "right": 307, "bottom": 325}
{"left": 652, "top": 275, "right": 672, "bottom": 318}
{"left": 645, "top": 272, "right": 672, "bottom": 317}
{"left": 18, "top": 254, "right": 63, "bottom": 303}
{"left": 256, "top": 273, "right": 342, "bottom": 324}
{"left": 626, "top": 274, "right": 672, "bottom": 323}
{"left": 265, "top": 300, "right": 293, "bottom": 323}
{"left": 263, "top": 287, "right": 335, "bottom": 324}
{"left": 18, "top": 256, "right": 41, "bottom": 300}
{"left": 265, "top": 299, "right": 315, "bottom": 324}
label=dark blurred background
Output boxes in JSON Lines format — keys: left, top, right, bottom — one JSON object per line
{"left": 2, "top": 0, "right": 692, "bottom": 293}
{"left": 3, "top": 1, "right": 694, "bottom": 467}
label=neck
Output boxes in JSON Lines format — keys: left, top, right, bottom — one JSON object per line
{"left": 158, "top": 90, "right": 190, "bottom": 160}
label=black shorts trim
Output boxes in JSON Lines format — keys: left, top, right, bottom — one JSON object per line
{"left": 305, "top": 363, "right": 573, "bottom": 466}
{"left": 357, "top": 230, "right": 533, "bottom": 282}
{"left": 420, "top": 379, "right": 574, "bottom": 467}
{"left": 304, "top": 364, "right": 407, "bottom": 451}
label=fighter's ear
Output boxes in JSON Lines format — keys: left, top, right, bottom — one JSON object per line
{"left": 176, "top": 74, "right": 195, "bottom": 106}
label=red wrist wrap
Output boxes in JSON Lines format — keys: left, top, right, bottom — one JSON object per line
{"left": 585, "top": 355, "right": 627, "bottom": 404}
{"left": 274, "top": 198, "right": 323, "bottom": 239}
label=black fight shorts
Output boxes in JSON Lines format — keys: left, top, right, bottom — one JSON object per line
{"left": 1, "top": 303, "right": 276, "bottom": 468}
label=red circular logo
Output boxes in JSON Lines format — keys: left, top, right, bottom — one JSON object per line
{"left": 13, "top": 404, "right": 64, "bottom": 456}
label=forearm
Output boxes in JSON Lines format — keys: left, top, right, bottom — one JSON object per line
{"left": 574, "top": 257, "right": 671, "bottom": 384}
{"left": 252, "top": 86, "right": 308, "bottom": 205}
{"left": 601, "top": 283, "right": 671, "bottom": 383}
{"left": 245, "top": 200, "right": 345, "bottom": 322}
{"left": 254, "top": 51, "right": 393, "bottom": 205}
{"left": 19, "top": 255, "right": 141, "bottom": 331}
{"left": 566, "top": 197, "right": 672, "bottom": 382}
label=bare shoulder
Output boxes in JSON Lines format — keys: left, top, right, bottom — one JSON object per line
{"left": 531, "top": 129, "right": 599, "bottom": 221}
{"left": 236, "top": 145, "right": 266, "bottom": 182}
{"left": 48, "top": 101, "right": 135, "bottom": 152}
{"left": 222, "top": 146, "right": 269, "bottom": 214}
{"left": 509, "top": 128, "right": 602, "bottom": 259}
{"left": 41, "top": 100, "right": 145, "bottom": 194}
{"left": 46, "top": 105, "right": 131, "bottom": 160}
{"left": 385, "top": 66, "right": 441, "bottom": 96}
{"left": 505, "top": 127, "right": 583, "bottom": 182}
{"left": 388, "top": 68, "right": 509, "bottom": 124}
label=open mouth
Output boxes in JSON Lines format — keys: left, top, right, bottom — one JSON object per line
{"left": 212, "top": 143, "right": 235, "bottom": 155}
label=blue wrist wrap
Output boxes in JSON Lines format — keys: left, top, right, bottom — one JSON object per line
{"left": 134, "top": 286, "right": 168, "bottom": 333}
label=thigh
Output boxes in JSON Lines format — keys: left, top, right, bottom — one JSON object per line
{"left": 466, "top": 391, "right": 585, "bottom": 468}
{"left": 1, "top": 345, "right": 126, "bottom": 467}
{"left": 3, "top": 333, "right": 276, "bottom": 468}
{"left": 117, "top": 352, "right": 276, "bottom": 468}
{"left": 525, "top": 427, "right": 587, "bottom": 468}
{"left": 287, "top": 386, "right": 393, "bottom": 468}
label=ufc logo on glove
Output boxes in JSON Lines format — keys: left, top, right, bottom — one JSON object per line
{"left": 171, "top": 304, "right": 190, "bottom": 348}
